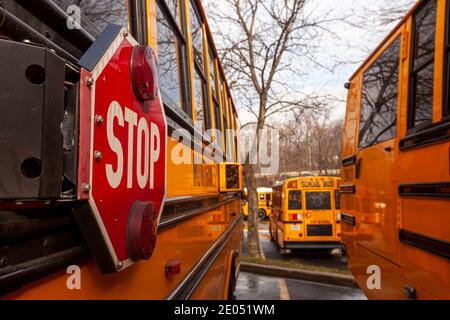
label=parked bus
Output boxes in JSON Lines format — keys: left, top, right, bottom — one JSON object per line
{"left": 269, "top": 177, "right": 342, "bottom": 254}
{"left": 341, "top": 0, "right": 450, "bottom": 300}
{"left": 257, "top": 188, "right": 273, "bottom": 220}
{"left": 0, "top": 0, "right": 243, "bottom": 299}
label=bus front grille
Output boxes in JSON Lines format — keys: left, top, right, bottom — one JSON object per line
{"left": 307, "top": 225, "right": 333, "bottom": 237}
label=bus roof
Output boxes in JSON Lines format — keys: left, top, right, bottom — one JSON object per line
{"left": 349, "top": 0, "right": 423, "bottom": 81}
{"left": 273, "top": 176, "right": 341, "bottom": 189}
{"left": 257, "top": 188, "right": 273, "bottom": 193}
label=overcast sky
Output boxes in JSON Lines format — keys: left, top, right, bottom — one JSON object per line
{"left": 204, "top": 0, "right": 417, "bottom": 122}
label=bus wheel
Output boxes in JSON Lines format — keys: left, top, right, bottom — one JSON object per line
{"left": 258, "top": 210, "right": 267, "bottom": 221}
{"left": 227, "top": 261, "right": 237, "bottom": 300}
{"left": 269, "top": 226, "right": 275, "bottom": 242}
{"left": 279, "top": 248, "right": 292, "bottom": 255}
{"left": 316, "top": 249, "right": 333, "bottom": 256}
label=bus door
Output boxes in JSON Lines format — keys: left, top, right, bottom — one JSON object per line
{"left": 304, "top": 190, "right": 334, "bottom": 240}
{"left": 352, "top": 35, "right": 403, "bottom": 264}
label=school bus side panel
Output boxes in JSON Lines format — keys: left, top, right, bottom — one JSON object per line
{"left": 397, "top": 0, "right": 450, "bottom": 299}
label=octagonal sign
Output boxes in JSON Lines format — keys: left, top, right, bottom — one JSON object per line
{"left": 77, "top": 25, "right": 167, "bottom": 273}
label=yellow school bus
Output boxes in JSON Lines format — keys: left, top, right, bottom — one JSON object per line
{"left": 269, "top": 177, "right": 342, "bottom": 253}
{"left": 341, "top": 0, "right": 450, "bottom": 300}
{"left": 257, "top": 188, "right": 273, "bottom": 219}
{"left": 0, "top": 0, "right": 243, "bottom": 300}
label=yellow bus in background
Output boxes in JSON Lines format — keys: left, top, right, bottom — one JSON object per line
{"left": 242, "top": 188, "right": 273, "bottom": 220}
{"left": 257, "top": 188, "right": 273, "bottom": 220}
{"left": 269, "top": 177, "right": 342, "bottom": 254}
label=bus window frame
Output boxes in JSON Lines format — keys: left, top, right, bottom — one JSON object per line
{"left": 156, "top": 0, "right": 193, "bottom": 118}
{"left": 129, "top": 0, "right": 148, "bottom": 44}
{"left": 227, "top": 96, "right": 236, "bottom": 161}
{"left": 188, "top": 0, "right": 212, "bottom": 130}
{"left": 358, "top": 35, "right": 401, "bottom": 150}
{"left": 208, "top": 45, "right": 220, "bottom": 131}
{"left": 407, "top": 0, "right": 437, "bottom": 133}
{"left": 443, "top": 0, "right": 450, "bottom": 120}
{"left": 287, "top": 190, "right": 302, "bottom": 211}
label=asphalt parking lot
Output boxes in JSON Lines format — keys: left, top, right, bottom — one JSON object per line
{"left": 238, "top": 222, "right": 367, "bottom": 300}
{"left": 243, "top": 222, "right": 348, "bottom": 272}
{"left": 236, "top": 272, "right": 367, "bottom": 300}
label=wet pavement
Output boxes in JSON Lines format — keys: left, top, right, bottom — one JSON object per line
{"left": 244, "top": 222, "right": 349, "bottom": 273}
{"left": 236, "top": 272, "right": 367, "bottom": 300}
{"left": 240, "top": 221, "right": 367, "bottom": 300}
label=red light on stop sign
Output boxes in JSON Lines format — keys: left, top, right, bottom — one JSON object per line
{"left": 131, "top": 45, "right": 158, "bottom": 101}
{"left": 127, "top": 202, "right": 157, "bottom": 261}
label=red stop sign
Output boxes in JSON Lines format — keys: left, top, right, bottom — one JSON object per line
{"left": 77, "top": 27, "right": 167, "bottom": 273}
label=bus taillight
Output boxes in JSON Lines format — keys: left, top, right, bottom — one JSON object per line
{"left": 131, "top": 45, "right": 158, "bottom": 101}
{"left": 290, "top": 214, "right": 302, "bottom": 221}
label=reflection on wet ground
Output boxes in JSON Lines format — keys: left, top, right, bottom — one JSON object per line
{"left": 236, "top": 272, "right": 367, "bottom": 300}
{"left": 243, "top": 222, "right": 348, "bottom": 272}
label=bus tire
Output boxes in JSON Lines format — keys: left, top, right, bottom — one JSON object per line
{"left": 227, "top": 259, "right": 237, "bottom": 300}
{"left": 269, "top": 226, "right": 276, "bottom": 242}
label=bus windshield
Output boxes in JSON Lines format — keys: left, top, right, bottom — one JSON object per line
{"left": 306, "top": 192, "right": 331, "bottom": 210}
{"left": 288, "top": 190, "right": 302, "bottom": 210}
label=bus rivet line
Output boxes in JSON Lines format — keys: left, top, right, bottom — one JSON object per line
{"left": 95, "top": 115, "right": 104, "bottom": 124}
{"left": 82, "top": 183, "right": 91, "bottom": 193}
{"left": 85, "top": 77, "right": 94, "bottom": 87}
{"left": 94, "top": 151, "right": 103, "bottom": 160}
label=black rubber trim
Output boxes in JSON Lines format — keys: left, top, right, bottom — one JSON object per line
{"left": 78, "top": 24, "right": 122, "bottom": 71}
{"left": 285, "top": 242, "right": 341, "bottom": 250}
{"left": 398, "top": 182, "right": 450, "bottom": 198}
{"left": 399, "top": 229, "right": 450, "bottom": 260}
{"left": 0, "top": 6, "right": 79, "bottom": 64}
{"left": 399, "top": 120, "right": 450, "bottom": 151}
{"left": 342, "top": 213, "right": 356, "bottom": 226}
{"left": 342, "top": 155, "right": 357, "bottom": 167}
{"left": 0, "top": 246, "right": 88, "bottom": 296}
{"left": 159, "top": 195, "right": 240, "bottom": 231}
{"left": 166, "top": 214, "right": 243, "bottom": 300}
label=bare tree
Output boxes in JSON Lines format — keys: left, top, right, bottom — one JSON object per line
{"left": 278, "top": 108, "right": 342, "bottom": 178}
{"left": 205, "top": 0, "right": 339, "bottom": 257}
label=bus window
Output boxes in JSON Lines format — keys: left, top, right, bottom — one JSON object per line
{"left": 193, "top": 67, "right": 207, "bottom": 130}
{"left": 165, "top": 0, "right": 181, "bottom": 28}
{"left": 228, "top": 97, "right": 236, "bottom": 161}
{"left": 259, "top": 194, "right": 265, "bottom": 200}
{"left": 408, "top": 0, "right": 436, "bottom": 130}
{"left": 266, "top": 193, "right": 272, "bottom": 201}
{"left": 306, "top": 192, "right": 331, "bottom": 211}
{"left": 189, "top": 1, "right": 210, "bottom": 130}
{"left": 335, "top": 190, "right": 340, "bottom": 210}
{"left": 209, "top": 48, "right": 217, "bottom": 100}
{"left": 272, "top": 187, "right": 282, "bottom": 210}
{"left": 288, "top": 191, "right": 302, "bottom": 210}
{"left": 156, "top": 2, "right": 188, "bottom": 113}
{"left": 358, "top": 37, "right": 401, "bottom": 149}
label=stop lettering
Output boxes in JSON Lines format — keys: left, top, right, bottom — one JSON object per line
{"left": 105, "top": 101, "right": 161, "bottom": 190}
